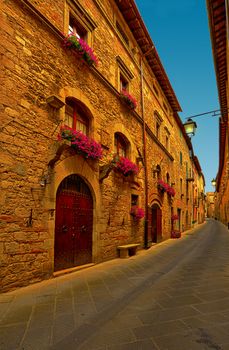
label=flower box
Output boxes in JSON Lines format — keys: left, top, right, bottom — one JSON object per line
{"left": 120, "top": 90, "right": 137, "bottom": 110}
{"left": 157, "top": 180, "right": 169, "bottom": 193}
{"left": 63, "top": 34, "right": 98, "bottom": 66}
{"left": 157, "top": 180, "right": 175, "bottom": 197}
{"left": 58, "top": 126, "right": 102, "bottom": 160}
{"left": 171, "top": 214, "right": 179, "bottom": 221}
{"left": 130, "top": 206, "right": 145, "bottom": 220}
{"left": 115, "top": 156, "right": 139, "bottom": 176}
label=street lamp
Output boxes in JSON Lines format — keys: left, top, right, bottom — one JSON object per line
{"left": 183, "top": 108, "right": 229, "bottom": 137}
{"left": 211, "top": 178, "right": 216, "bottom": 187}
{"left": 183, "top": 118, "right": 197, "bottom": 137}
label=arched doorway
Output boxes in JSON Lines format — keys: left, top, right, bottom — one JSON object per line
{"left": 54, "top": 174, "right": 93, "bottom": 271}
{"left": 151, "top": 203, "right": 162, "bottom": 243}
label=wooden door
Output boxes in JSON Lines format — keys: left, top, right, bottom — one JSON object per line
{"left": 151, "top": 204, "right": 162, "bottom": 243}
{"left": 54, "top": 175, "right": 93, "bottom": 271}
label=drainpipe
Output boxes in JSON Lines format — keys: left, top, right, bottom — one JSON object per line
{"left": 140, "top": 47, "right": 153, "bottom": 249}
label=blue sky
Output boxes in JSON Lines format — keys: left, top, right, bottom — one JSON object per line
{"left": 135, "top": 0, "right": 219, "bottom": 192}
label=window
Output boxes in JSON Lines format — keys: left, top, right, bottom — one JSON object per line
{"left": 114, "top": 133, "right": 128, "bottom": 157}
{"left": 116, "top": 21, "right": 129, "bottom": 46}
{"left": 69, "top": 14, "right": 87, "bottom": 40}
{"left": 154, "top": 112, "right": 163, "bottom": 140}
{"left": 65, "top": 1, "right": 96, "bottom": 45}
{"left": 154, "top": 164, "right": 161, "bottom": 179}
{"left": 65, "top": 98, "right": 89, "bottom": 135}
{"left": 131, "top": 194, "right": 138, "bottom": 206}
{"left": 180, "top": 152, "right": 183, "bottom": 165}
{"left": 166, "top": 172, "right": 170, "bottom": 184}
{"left": 156, "top": 121, "right": 160, "bottom": 139}
{"left": 165, "top": 135, "right": 169, "bottom": 149}
{"left": 116, "top": 56, "right": 134, "bottom": 93}
{"left": 180, "top": 178, "right": 183, "bottom": 194}
{"left": 120, "top": 74, "right": 129, "bottom": 92}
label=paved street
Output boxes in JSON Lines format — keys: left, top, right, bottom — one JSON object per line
{"left": 1, "top": 219, "right": 229, "bottom": 350}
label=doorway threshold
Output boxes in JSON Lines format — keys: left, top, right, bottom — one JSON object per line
{"left": 53, "top": 263, "right": 95, "bottom": 278}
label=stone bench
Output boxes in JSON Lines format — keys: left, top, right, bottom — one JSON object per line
{"left": 117, "top": 244, "right": 140, "bottom": 258}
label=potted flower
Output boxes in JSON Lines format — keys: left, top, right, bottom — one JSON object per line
{"left": 157, "top": 179, "right": 169, "bottom": 193}
{"left": 171, "top": 214, "right": 179, "bottom": 221}
{"left": 63, "top": 33, "right": 98, "bottom": 66}
{"left": 130, "top": 206, "right": 145, "bottom": 220}
{"left": 115, "top": 156, "right": 139, "bottom": 176}
{"left": 120, "top": 89, "right": 137, "bottom": 110}
{"left": 167, "top": 186, "right": 175, "bottom": 197}
{"left": 58, "top": 125, "right": 102, "bottom": 160}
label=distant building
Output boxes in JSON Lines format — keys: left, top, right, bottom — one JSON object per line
{"left": 206, "top": 192, "right": 215, "bottom": 218}
{"left": 207, "top": 0, "right": 229, "bottom": 228}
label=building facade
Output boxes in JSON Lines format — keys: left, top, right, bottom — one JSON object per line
{"left": 206, "top": 192, "right": 215, "bottom": 218}
{"left": 0, "top": 0, "right": 204, "bottom": 292}
{"left": 207, "top": 0, "right": 229, "bottom": 228}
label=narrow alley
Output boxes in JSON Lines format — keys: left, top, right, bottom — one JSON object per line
{"left": 1, "top": 220, "right": 229, "bottom": 350}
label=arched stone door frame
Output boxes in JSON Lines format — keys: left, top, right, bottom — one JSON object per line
{"left": 45, "top": 155, "right": 101, "bottom": 273}
{"left": 148, "top": 199, "right": 162, "bottom": 244}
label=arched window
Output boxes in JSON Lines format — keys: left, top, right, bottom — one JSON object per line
{"left": 114, "top": 133, "right": 128, "bottom": 157}
{"left": 155, "top": 164, "right": 161, "bottom": 179}
{"left": 64, "top": 98, "right": 89, "bottom": 135}
{"left": 166, "top": 172, "right": 170, "bottom": 184}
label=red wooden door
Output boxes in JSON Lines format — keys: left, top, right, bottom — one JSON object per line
{"left": 151, "top": 204, "right": 162, "bottom": 243}
{"left": 54, "top": 175, "right": 93, "bottom": 271}
{"left": 156, "top": 207, "right": 162, "bottom": 241}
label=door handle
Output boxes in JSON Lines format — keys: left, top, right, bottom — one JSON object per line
{"left": 62, "top": 225, "right": 68, "bottom": 232}
{"left": 80, "top": 225, "right": 86, "bottom": 232}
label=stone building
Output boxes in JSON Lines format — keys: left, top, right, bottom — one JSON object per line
{"left": 206, "top": 0, "right": 229, "bottom": 228}
{"left": 0, "top": 0, "right": 204, "bottom": 292}
{"left": 206, "top": 192, "right": 215, "bottom": 218}
{"left": 192, "top": 156, "right": 206, "bottom": 225}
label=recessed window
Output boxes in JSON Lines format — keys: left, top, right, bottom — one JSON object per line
{"left": 165, "top": 135, "right": 169, "bottom": 149}
{"left": 154, "top": 112, "right": 163, "bottom": 140}
{"left": 116, "top": 21, "right": 129, "bottom": 46}
{"left": 69, "top": 14, "right": 87, "bottom": 40}
{"left": 120, "top": 74, "right": 129, "bottom": 92}
{"left": 180, "top": 178, "right": 183, "bottom": 193}
{"left": 131, "top": 194, "right": 138, "bottom": 206}
{"left": 65, "top": 2, "right": 96, "bottom": 46}
{"left": 114, "top": 133, "right": 128, "bottom": 157}
{"left": 116, "top": 56, "right": 134, "bottom": 93}
{"left": 156, "top": 121, "right": 160, "bottom": 139}
{"left": 166, "top": 172, "right": 170, "bottom": 184}
{"left": 65, "top": 98, "right": 89, "bottom": 135}
{"left": 180, "top": 152, "right": 183, "bottom": 165}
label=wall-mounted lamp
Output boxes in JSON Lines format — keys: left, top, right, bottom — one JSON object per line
{"left": 183, "top": 118, "right": 197, "bottom": 137}
{"left": 183, "top": 108, "right": 229, "bottom": 138}
{"left": 211, "top": 178, "right": 216, "bottom": 187}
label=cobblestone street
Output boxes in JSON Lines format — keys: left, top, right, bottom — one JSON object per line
{"left": 1, "top": 219, "right": 229, "bottom": 350}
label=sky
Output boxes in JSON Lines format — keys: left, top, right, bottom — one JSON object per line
{"left": 135, "top": 0, "right": 219, "bottom": 192}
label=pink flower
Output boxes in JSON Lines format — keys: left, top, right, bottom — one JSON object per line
{"left": 58, "top": 125, "right": 102, "bottom": 160}
{"left": 130, "top": 206, "right": 145, "bottom": 220}
{"left": 116, "top": 157, "right": 139, "bottom": 176}
{"left": 120, "top": 89, "right": 137, "bottom": 110}
{"left": 63, "top": 34, "right": 98, "bottom": 66}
